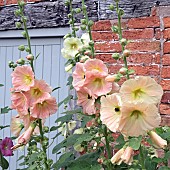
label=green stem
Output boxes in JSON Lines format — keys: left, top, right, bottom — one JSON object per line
{"left": 116, "top": 2, "right": 129, "bottom": 79}
{"left": 81, "top": 0, "right": 95, "bottom": 58}
{"left": 139, "top": 145, "right": 145, "bottom": 170}
{"left": 69, "top": 0, "right": 76, "bottom": 37}
{"left": 103, "top": 126, "right": 112, "bottom": 170}
{"left": 38, "top": 119, "right": 49, "bottom": 170}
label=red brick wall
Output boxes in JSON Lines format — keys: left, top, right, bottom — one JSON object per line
{"left": 0, "top": 0, "right": 41, "bottom": 6}
{"left": 92, "top": 6, "right": 170, "bottom": 125}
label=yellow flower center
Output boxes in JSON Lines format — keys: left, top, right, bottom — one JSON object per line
{"left": 132, "top": 88, "right": 145, "bottom": 99}
{"left": 32, "top": 88, "right": 42, "bottom": 97}
{"left": 130, "top": 110, "right": 142, "bottom": 119}
{"left": 71, "top": 43, "right": 78, "bottom": 50}
{"left": 38, "top": 101, "right": 47, "bottom": 108}
{"left": 24, "top": 75, "right": 32, "bottom": 85}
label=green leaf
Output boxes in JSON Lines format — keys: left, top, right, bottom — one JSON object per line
{"left": 158, "top": 166, "right": 170, "bottom": 170}
{"left": 67, "top": 76, "right": 73, "bottom": 86}
{"left": 55, "top": 114, "right": 72, "bottom": 123}
{"left": 28, "top": 164, "right": 38, "bottom": 170}
{"left": 164, "top": 151, "right": 170, "bottom": 160}
{"left": 61, "top": 108, "right": 82, "bottom": 115}
{"left": 74, "top": 133, "right": 95, "bottom": 146}
{"left": 51, "top": 132, "right": 62, "bottom": 140}
{"left": 1, "top": 106, "right": 12, "bottom": 114}
{"left": 0, "top": 84, "right": 4, "bottom": 87}
{"left": 52, "top": 151, "right": 74, "bottom": 169}
{"left": 35, "top": 53, "right": 40, "bottom": 60}
{"left": 115, "top": 134, "right": 125, "bottom": 149}
{"left": 50, "top": 125, "right": 61, "bottom": 132}
{"left": 0, "top": 151, "right": 9, "bottom": 169}
{"left": 26, "top": 152, "right": 39, "bottom": 164}
{"left": 81, "top": 115, "right": 93, "bottom": 128}
{"left": 17, "top": 155, "right": 25, "bottom": 162}
{"left": 129, "top": 136, "right": 142, "bottom": 150}
{"left": 0, "top": 125, "right": 10, "bottom": 130}
{"left": 58, "top": 95, "right": 73, "bottom": 107}
{"left": 52, "top": 134, "right": 81, "bottom": 154}
{"left": 52, "top": 86, "right": 61, "bottom": 92}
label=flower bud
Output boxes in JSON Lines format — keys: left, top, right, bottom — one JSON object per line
{"left": 8, "top": 61, "right": 14, "bottom": 68}
{"left": 43, "top": 126, "right": 49, "bottom": 133}
{"left": 25, "top": 47, "right": 31, "bottom": 53}
{"left": 21, "top": 31, "right": 27, "bottom": 38}
{"left": 112, "top": 53, "right": 120, "bottom": 60}
{"left": 121, "top": 146, "right": 133, "bottom": 165}
{"left": 88, "top": 20, "right": 94, "bottom": 27}
{"left": 15, "top": 9, "right": 21, "bottom": 17}
{"left": 21, "top": 16, "right": 27, "bottom": 22}
{"left": 18, "top": 45, "right": 25, "bottom": 51}
{"left": 119, "top": 67, "right": 128, "bottom": 75}
{"left": 18, "top": 1, "right": 26, "bottom": 7}
{"left": 111, "top": 26, "right": 119, "bottom": 33}
{"left": 67, "top": 14, "right": 72, "bottom": 19}
{"left": 89, "top": 40, "right": 94, "bottom": 46}
{"left": 111, "top": 148, "right": 125, "bottom": 165}
{"left": 81, "top": 19, "right": 87, "bottom": 25}
{"left": 80, "top": 55, "right": 90, "bottom": 63}
{"left": 75, "top": 8, "right": 81, "bottom": 13}
{"left": 109, "top": 4, "right": 115, "bottom": 11}
{"left": 63, "top": 33, "right": 72, "bottom": 39}
{"left": 123, "top": 49, "right": 130, "bottom": 57}
{"left": 80, "top": 25, "right": 87, "bottom": 31}
{"left": 15, "top": 22, "right": 22, "bottom": 28}
{"left": 120, "top": 38, "right": 127, "bottom": 46}
{"left": 74, "top": 128, "right": 84, "bottom": 134}
{"left": 26, "top": 54, "right": 34, "bottom": 60}
{"left": 119, "top": 9, "right": 124, "bottom": 16}
{"left": 16, "top": 58, "right": 25, "bottom": 65}
{"left": 64, "top": 0, "right": 70, "bottom": 6}
{"left": 105, "top": 74, "right": 117, "bottom": 82}
{"left": 65, "top": 64, "right": 74, "bottom": 73}
{"left": 149, "top": 131, "right": 167, "bottom": 149}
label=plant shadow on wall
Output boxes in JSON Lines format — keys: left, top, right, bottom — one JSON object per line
{"left": 0, "top": 0, "right": 170, "bottom": 170}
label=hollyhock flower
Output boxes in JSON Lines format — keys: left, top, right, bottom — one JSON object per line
{"left": 119, "top": 102, "right": 161, "bottom": 137}
{"left": 111, "top": 148, "right": 125, "bottom": 165}
{"left": 72, "top": 62, "right": 85, "bottom": 91}
{"left": 81, "top": 33, "right": 90, "bottom": 47}
{"left": 11, "top": 65, "right": 34, "bottom": 91}
{"left": 0, "top": 137, "right": 13, "bottom": 156}
{"left": 120, "top": 76, "right": 163, "bottom": 104}
{"left": 84, "top": 59, "right": 108, "bottom": 76}
{"left": 109, "top": 82, "right": 120, "bottom": 94}
{"left": 84, "top": 72, "right": 112, "bottom": 98}
{"left": 11, "top": 91, "right": 29, "bottom": 118}
{"left": 121, "top": 146, "right": 133, "bottom": 165}
{"left": 30, "top": 96, "right": 58, "bottom": 119}
{"left": 27, "top": 79, "right": 52, "bottom": 105}
{"left": 10, "top": 116, "right": 24, "bottom": 137}
{"left": 77, "top": 90, "right": 96, "bottom": 115}
{"left": 149, "top": 131, "right": 167, "bottom": 149}
{"left": 61, "top": 37, "right": 83, "bottom": 59}
{"left": 100, "top": 93, "right": 122, "bottom": 132}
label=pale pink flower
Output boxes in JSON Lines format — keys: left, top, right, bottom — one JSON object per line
{"left": 30, "top": 96, "right": 58, "bottom": 119}
{"left": 10, "top": 116, "right": 24, "bottom": 137}
{"left": 83, "top": 72, "right": 112, "bottom": 98}
{"left": 77, "top": 90, "right": 96, "bottom": 115}
{"left": 120, "top": 76, "right": 163, "bottom": 104}
{"left": 149, "top": 131, "right": 167, "bottom": 149}
{"left": 119, "top": 102, "right": 161, "bottom": 137}
{"left": 100, "top": 93, "right": 122, "bottom": 132}
{"left": 11, "top": 91, "right": 29, "bottom": 118}
{"left": 121, "top": 146, "right": 133, "bottom": 165}
{"left": 11, "top": 65, "right": 34, "bottom": 91}
{"left": 72, "top": 63, "right": 85, "bottom": 91}
{"left": 84, "top": 59, "right": 108, "bottom": 76}
{"left": 109, "top": 82, "right": 120, "bottom": 94}
{"left": 111, "top": 148, "right": 125, "bottom": 165}
{"left": 27, "top": 79, "right": 52, "bottom": 105}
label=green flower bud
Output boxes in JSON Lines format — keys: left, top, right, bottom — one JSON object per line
{"left": 112, "top": 53, "right": 120, "bottom": 60}
{"left": 114, "top": 0, "right": 120, "bottom": 2}
{"left": 8, "top": 61, "right": 14, "bottom": 68}
{"left": 63, "top": 33, "right": 72, "bottom": 39}
{"left": 21, "top": 31, "right": 27, "bottom": 38}
{"left": 15, "top": 22, "right": 22, "bottom": 28}
{"left": 25, "top": 47, "right": 31, "bottom": 53}
{"left": 81, "top": 19, "right": 87, "bottom": 25}
{"left": 75, "top": 8, "right": 81, "bottom": 13}
{"left": 88, "top": 20, "right": 94, "bottom": 27}
{"left": 43, "top": 126, "right": 49, "bottom": 133}
{"left": 17, "top": 58, "right": 25, "bottom": 65}
{"left": 19, "top": 1, "right": 26, "bottom": 7}
{"left": 64, "top": 0, "right": 70, "bottom": 6}
{"left": 119, "top": 9, "right": 124, "bottom": 16}
{"left": 109, "top": 4, "right": 115, "bottom": 11}
{"left": 69, "top": 20, "right": 73, "bottom": 25}
{"left": 14, "top": 9, "right": 21, "bottom": 17}
{"left": 80, "top": 25, "right": 86, "bottom": 31}
{"left": 111, "top": 25, "right": 119, "bottom": 33}
{"left": 13, "top": 64, "right": 17, "bottom": 68}
{"left": 119, "top": 67, "right": 128, "bottom": 75}
{"left": 89, "top": 40, "right": 94, "bottom": 46}
{"left": 18, "top": 45, "right": 25, "bottom": 51}
{"left": 21, "top": 16, "right": 27, "bottom": 22}
{"left": 67, "top": 13, "right": 72, "bottom": 19}
{"left": 120, "top": 38, "right": 127, "bottom": 46}
{"left": 82, "top": 5, "right": 87, "bottom": 11}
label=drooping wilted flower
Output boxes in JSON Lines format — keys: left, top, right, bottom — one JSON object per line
{"left": 0, "top": 137, "right": 13, "bottom": 156}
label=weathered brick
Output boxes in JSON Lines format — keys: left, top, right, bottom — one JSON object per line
{"left": 123, "top": 28, "right": 154, "bottom": 40}
{"left": 94, "top": 42, "right": 122, "bottom": 53}
{"left": 162, "top": 66, "right": 170, "bottom": 78}
{"left": 128, "top": 53, "right": 160, "bottom": 65}
{"left": 162, "top": 54, "right": 170, "bottom": 65}
{"left": 161, "top": 79, "right": 170, "bottom": 91}
{"left": 155, "top": 28, "right": 162, "bottom": 40}
{"left": 6, "top": 0, "right": 18, "bottom": 5}
{"left": 128, "top": 16, "right": 160, "bottom": 29}
{"left": 160, "top": 104, "right": 170, "bottom": 114}
{"left": 163, "top": 17, "right": 170, "bottom": 28}
{"left": 163, "top": 28, "right": 170, "bottom": 39}
{"left": 161, "top": 115, "right": 170, "bottom": 126}
{"left": 0, "top": 0, "right": 4, "bottom": 6}
{"left": 95, "top": 54, "right": 116, "bottom": 63}
{"left": 127, "top": 41, "right": 160, "bottom": 52}
{"left": 92, "top": 20, "right": 112, "bottom": 31}
{"left": 161, "top": 91, "right": 170, "bottom": 103}
{"left": 92, "top": 31, "right": 118, "bottom": 42}
{"left": 164, "top": 41, "right": 170, "bottom": 53}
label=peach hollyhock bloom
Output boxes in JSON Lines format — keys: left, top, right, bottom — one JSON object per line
{"left": 11, "top": 91, "right": 29, "bottom": 118}
{"left": 11, "top": 65, "right": 34, "bottom": 91}
{"left": 30, "top": 96, "right": 58, "bottom": 119}
{"left": 119, "top": 102, "right": 161, "bottom": 137}
{"left": 61, "top": 37, "right": 83, "bottom": 59}
{"left": 121, "top": 146, "right": 134, "bottom": 165}
{"left": 77, "top": 89, "right": 96, "bottom": 115}
{"left": 27, "top": 79, "right": 52, "bottom": 105}
{"left": 100, "top": 93, "right": 122, "bottom": 132}
{"left": 84, "top": 59, "right": 108, "bottom": 76}
{"left": 120, "top": 76, "right": 163, "bottom": 104}
{"left": 83, "top": 72, "right": 112, "bottom": 98}
{"left": 149, "top": 131, "right": 167, "bottom": 149}
{"left": 111, "top": 148, "right": 125, "bottom": 165}
{"left": 72, "top": 62, "right": 85, "bottom": 91}
{"left": 10, "top": 116, "right": 24, "bottom": 137}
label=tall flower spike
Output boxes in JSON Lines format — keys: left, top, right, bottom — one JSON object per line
{"left": 120, "top": 76, "right": 163, "bottom": 104}
{"left": 11, "top": 65, "right": 34, "bottom": 91}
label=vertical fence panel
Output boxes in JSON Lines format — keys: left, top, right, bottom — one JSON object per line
{"left": 0, "top": 37, "right": 68, "bottom": 169}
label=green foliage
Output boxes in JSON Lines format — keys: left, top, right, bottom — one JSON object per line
{"left": 1, "top": 106, "right": 12, "bottom": 114}
{"left": 129, "top": 136, "right": 142, "bottom": 150}
{"left": 0, "top": 151, "right": 9, "bottom": 169}
{"left": 0, "top": 125, "right": 10, "bottom": 130}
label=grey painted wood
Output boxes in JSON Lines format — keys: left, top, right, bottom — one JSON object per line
{"left": 0, "top": 35, "right": 68, "bottom": 169}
